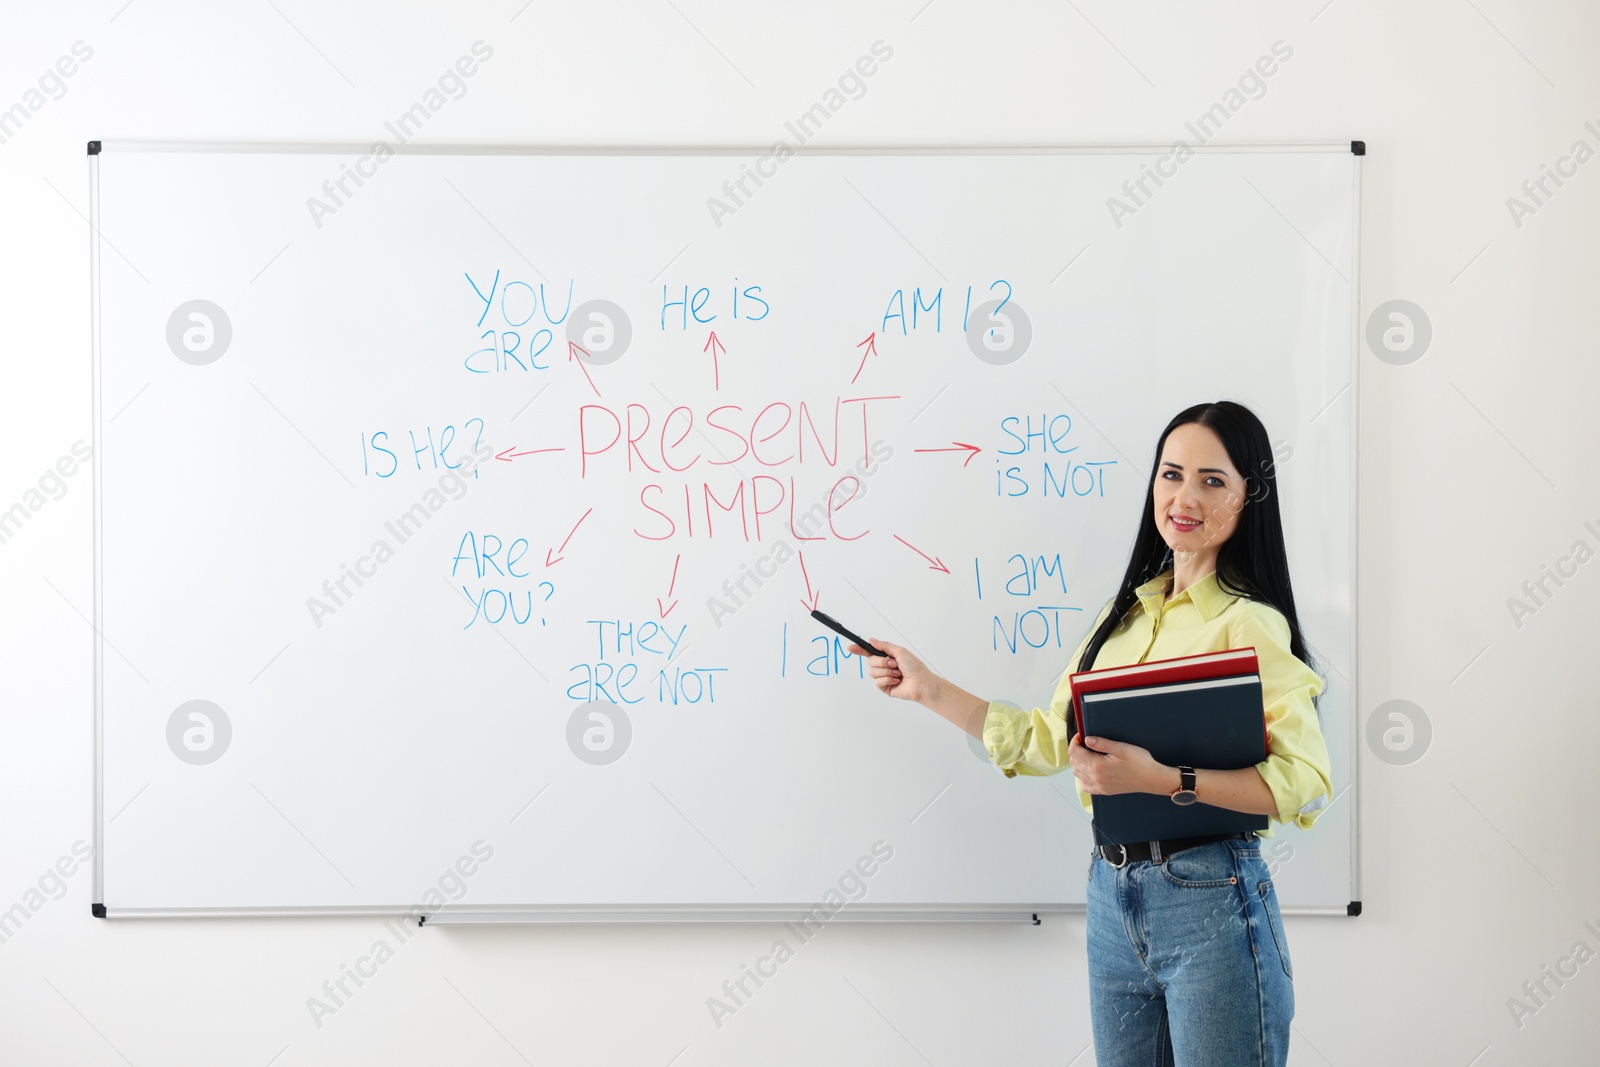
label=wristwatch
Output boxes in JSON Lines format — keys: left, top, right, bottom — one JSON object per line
{"left": 1170, "top": 766, "right": 1198, "bottom": 805}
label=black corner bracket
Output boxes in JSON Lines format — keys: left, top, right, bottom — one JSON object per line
{"left": 92, "top": 903, "right": 107, "bottom": 918}
{"left": 1350, "top": 140, "right": 1365, "bottom": 156}
{"left": 1031, "top": 912, "right": 1041, "bottom": 926}
{"left": 1347, "top": 900, "right": 1362, "bottom": 916}
{"left": 87, "top": 140, "right": 101, "bottom": 155}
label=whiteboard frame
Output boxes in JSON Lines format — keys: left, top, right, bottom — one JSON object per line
{"left": 88, "top": 139, "right": 1363, "bottom": 921}
{"left": 91, "top": 140, "right": 1354, "bottom": 156}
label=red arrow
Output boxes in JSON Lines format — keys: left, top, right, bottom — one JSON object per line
{"left": 567, "top": 341, "right": 601, "bottom": 397}
{"left": 850, "top": 332, "right": 877, "bottom": 385}
{"left": 495, "top": 446, "right": 565, "bottom": 463}
{"left": 913, "top": 441, "right": 982, "bottom": 467}
{"left": 892, "top": 534, "right": 950, "bottom": 574}
{"left": 797, "top": 550, "right": 820, "bottom": 611}
{"left": 545, "top": 507, "right": 593, "bottom": 567}
{"left": 703, "top": 331, "right": 726, "bottom": 391}
{"left": 657, "top": 553, "right": 681, "bottom": 618}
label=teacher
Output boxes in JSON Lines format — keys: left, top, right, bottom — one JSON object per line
{"left": 851, "top": 400, "right": 1332, "bottom": 1067}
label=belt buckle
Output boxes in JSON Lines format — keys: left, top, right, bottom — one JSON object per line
{"left": 1104, "top": 843, "right": 1128, "bottom": 869}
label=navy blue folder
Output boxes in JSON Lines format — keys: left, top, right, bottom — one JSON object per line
{"left": 1079, "top": 674, "right": 1269, "bottom": 845}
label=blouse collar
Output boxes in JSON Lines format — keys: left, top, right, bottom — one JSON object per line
{"left": 1133, "top": 566, "right": 1239, "bottom": 621}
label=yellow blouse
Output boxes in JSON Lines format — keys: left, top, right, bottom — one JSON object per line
{"left": 982, "top": 567, "right": 1333, "bottom": 836}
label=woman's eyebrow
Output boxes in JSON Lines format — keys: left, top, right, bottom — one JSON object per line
{"left": 1160, "top": 461, "right": 1229, "bottom": 475}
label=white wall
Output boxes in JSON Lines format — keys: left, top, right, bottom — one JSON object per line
{"left": 1, "top": 1, "right": 1596, "bottom": 1063}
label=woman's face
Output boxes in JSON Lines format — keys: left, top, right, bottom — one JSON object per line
{"left": 1152, "top": 422, "right": 1246, "bottom": 560}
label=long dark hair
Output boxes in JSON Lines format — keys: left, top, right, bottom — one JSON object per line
{"left": 1077, "top": 401, "right": 1320, "bottom": 702}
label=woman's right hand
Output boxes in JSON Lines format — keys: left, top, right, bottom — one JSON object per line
{"left": 849, "top": 639, "right": 936, "bottom": 704}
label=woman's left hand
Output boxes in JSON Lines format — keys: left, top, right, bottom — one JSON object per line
{"left": 1069, "top": 734, "right": 1172, "bottom": 796}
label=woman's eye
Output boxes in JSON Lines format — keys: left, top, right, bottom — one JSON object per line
{"left": 1159, "top": 470, "right": 1225, "bottom": 487}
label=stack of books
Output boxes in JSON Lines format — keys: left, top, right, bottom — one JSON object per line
{"left": 1069, "top": 648, "right": 1269, "bottom": 845}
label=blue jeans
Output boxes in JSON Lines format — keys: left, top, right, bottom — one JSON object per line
{"left": 1086, "top": 834, "right": 1294, "bottom": 1066}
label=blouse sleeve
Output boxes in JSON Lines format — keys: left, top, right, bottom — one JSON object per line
{"left": 982, "top": 600, "right": 1114, "bottom": 779}
{"left": 1229, "top": 602, "right": 1334, "bottom": 830}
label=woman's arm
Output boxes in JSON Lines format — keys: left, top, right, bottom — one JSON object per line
{"left": 1191, "top": 767, "right": 1279, "bottom": 815}
{"left": 922, "top": 676, "right": 991, "bottom": 740}
{"left": 850, "top": 639, "right": 989, "bottom": 738}
{"left": 849, "top": 603, "right": 1314, "bottom": 821}
{"left": 857, "top": 644, "right": 1273, "bottom": 808}
{"left": 1067, "top": 733, "right": 1279, "bottom": 815}
{"left": 852, "top": 602, "right": 1113, "bottom": 778}
{"left": 853, "top": 637, "right": 1082, "bottom": 779}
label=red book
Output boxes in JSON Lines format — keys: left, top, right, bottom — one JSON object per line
{"left": 1067, "top": 647, "right": 1261, "bottom": 747}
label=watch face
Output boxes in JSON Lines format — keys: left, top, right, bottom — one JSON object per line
{"left": 1173, "top": 791, "right": 1198, "bottom": 806}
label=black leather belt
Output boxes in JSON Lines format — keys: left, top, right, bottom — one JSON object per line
{"left": 1096, "top": 831, "right": 1255, "bottom": 869}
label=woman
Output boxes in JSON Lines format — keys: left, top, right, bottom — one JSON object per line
{"left": 852, "top": 401, "right": 1332, "bottom": 1066}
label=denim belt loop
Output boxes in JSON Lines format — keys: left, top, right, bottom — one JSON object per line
{"left": 1149, "top": 839, "right": 1163, "bottom": 864}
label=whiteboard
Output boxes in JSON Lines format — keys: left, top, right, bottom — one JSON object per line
{"left": 91, "top": 142, "right": 1361, "bottom": 919}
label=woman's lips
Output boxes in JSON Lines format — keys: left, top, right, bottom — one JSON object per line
{"left": 1170, "top": 515, "right": 1201, "bottom": 532}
